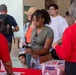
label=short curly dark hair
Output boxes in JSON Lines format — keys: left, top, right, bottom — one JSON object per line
{"left": 18, "top": 54, "right": 26, "bottom": 58}
{"left": 48, "top": 4, "right": 59, "bottom": 10}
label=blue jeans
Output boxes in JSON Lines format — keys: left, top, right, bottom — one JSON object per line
{"left": 26, "top": 54, "right": 31, "bottom": 68}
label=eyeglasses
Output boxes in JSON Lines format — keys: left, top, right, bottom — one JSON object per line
{"left": 49, "top": 8, "right": 55, "bottom": 11}
{"left": 32, "top": 34, "right": 38, "bottom": 45}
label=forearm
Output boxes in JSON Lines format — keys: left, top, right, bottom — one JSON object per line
{"left": 33, "top": 48, "right": 49, "bottom": 56}
{"left": 12, "top": 26, "right": 19, "bottom": 32}
{"left": 3, "top": 60, "right": 13, "bottom": 75}
{"left": 12, "top": 28, "right": 18, "bottom": 32}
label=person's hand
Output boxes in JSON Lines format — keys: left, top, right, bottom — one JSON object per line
{"left": 32, "top": 55, "right": 39, "bottom": 59}
{"left": 11, "top": 72, "right": 15, "bottom": 75}
{"left": 7, "top": 72, "right": 15, "bottom": 75}
{"left": 52, "top": 42, "right": 58, "bottom": 49}
{"left": 12, "top": 28, "right": 15, "bottom": 32}
{"left": 22, "top": 42, "right": 26, "bottom": 46}
{"left": 25, "top": 48, "right": 33, "bottom": 55}
{"left": 57, "top": 38, "right": 62, "bottom": 44}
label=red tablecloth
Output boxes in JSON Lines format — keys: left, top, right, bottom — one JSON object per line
{"left": 0, "top": 61, "right": 42, "bottom": 75}
{"left": 12, "top": 68, "right": 42, "bottom": 75}
{"left": 0, "top": 68, "right": 42, "bottom": 75}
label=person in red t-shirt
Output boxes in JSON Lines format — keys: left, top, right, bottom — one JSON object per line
{"left": 0, "top": 33, "right": 14, "bottom": 75}
{"left": 52, "top": 1, "right": 76, "bottom": 75}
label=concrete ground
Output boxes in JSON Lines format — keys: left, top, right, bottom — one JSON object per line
{"left": 10, "top": 38, "right": 27, "bottom": 68}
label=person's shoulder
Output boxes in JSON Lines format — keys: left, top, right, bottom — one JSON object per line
{"left": 0, "top": 33, "right": 7, "bottom": 41}
{"left": 23, "top": 22, "right": 30, "bottom": 28}
{"left": 58, "top": 15, "right": 67, "bottom": 24}
{"left": 0, "top": 33, "right": 4, "bottom": 38}
{"left": 64, "top": 23, "right": 75, "bottom": 32}
{"left": 24, "top": 22, "right": 30, "bottom": 26}
{"left": 45, "top": 25, "right": 52, "bottom": 29}
{"left": 7, "top": 14, "right": 12, "bottom": 17}
{"left": 58, "top": 15, "right": 65, "bottom": 20}
{"left": 70, "top": 23, "right": 76, "bottom": 29}
{"left": 7, "top": 14, "right": 15, "bottom": 19}
{"left": 44, "top": 25, "right": 53, "bottom": 31}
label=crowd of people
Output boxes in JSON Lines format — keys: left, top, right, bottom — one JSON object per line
{"left": 0, "top": 0, "right": 76, "bottom": 75}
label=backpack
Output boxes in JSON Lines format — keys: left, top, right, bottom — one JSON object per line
{"left": 0, "top": 14, "right": 11, "bottom": 36}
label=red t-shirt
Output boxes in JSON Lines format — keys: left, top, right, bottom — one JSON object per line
{"left": 55, "top": 23, "right": 76, "bottom": 62}
{"left": 0, "top": 33, "right": 10, "bottom": 62}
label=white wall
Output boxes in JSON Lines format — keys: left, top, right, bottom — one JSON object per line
{"left": 0, "top": 0, "right": 23, "bottom": 37}
{"left": 57, "top": 0, "right": 70, "bottom": 16}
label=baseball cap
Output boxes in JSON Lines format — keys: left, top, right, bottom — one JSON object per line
{"left": 0, "top": 4, "right": 7, "bottom": 12}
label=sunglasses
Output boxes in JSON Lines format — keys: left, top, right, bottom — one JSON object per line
{"left": 32, "top": 34, "right": 38, "bottom": 45}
